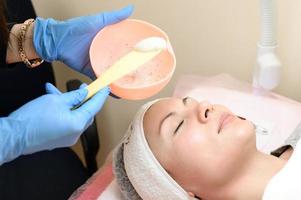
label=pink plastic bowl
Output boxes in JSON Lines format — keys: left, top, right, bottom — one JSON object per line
{"left": 89, "top": 19, "right": 176, "bottom": 100}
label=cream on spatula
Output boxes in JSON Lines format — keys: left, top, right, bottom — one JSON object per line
{"left": 83, "top": 37, "right": 167, "bottom": 102}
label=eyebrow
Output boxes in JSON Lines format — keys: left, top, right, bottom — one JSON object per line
{"left": 158, "top": 97, "right": 188, "bottom": 135}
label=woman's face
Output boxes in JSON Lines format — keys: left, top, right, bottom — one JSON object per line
{"left": 143, "top": 97, "right": 256, "bottom": 195}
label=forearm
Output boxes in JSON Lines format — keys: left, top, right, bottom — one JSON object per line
{"left": 6, "top": 22, "right": 40, "bottom": 64}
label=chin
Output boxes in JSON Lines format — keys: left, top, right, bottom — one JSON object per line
{"left": 245, "top": 120, "right": 256, "bottom": 132}
{"left": 234, "top": 119, "right": 256, "bottom": 141}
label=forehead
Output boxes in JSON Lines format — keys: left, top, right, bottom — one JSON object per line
{"left": 143, "top": 98, "right": 182, "bottom": 136}
{"left": 144, "top": 97, "right": 179, "bottom": 119}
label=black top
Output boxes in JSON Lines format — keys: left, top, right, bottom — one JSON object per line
{"left": 0, "top": 38, "right": 6, "bottom": 68}
{"left": 0, "top": 0, "right": 55, "bottom": 116}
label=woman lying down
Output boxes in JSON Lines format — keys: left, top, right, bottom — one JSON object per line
{"left": 113, "top": 97, "right": 301, "bottom": 200}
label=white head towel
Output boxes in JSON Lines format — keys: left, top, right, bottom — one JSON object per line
{"left": 113, "top": 99, "right": 196, "bottom": 200}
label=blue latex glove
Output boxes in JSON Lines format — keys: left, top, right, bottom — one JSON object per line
{"left": 0, "top": 83, "right": 109, "bottom": 165}
{"left": 33, "top": 5, "right": 134, "bottom": 79}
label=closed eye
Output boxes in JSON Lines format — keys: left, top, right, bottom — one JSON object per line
{"left": 174, "top": 120, "right": 184, "bottom": 134}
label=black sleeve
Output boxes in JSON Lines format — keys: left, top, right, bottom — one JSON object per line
{"left": 0, "top": 22, "right": 17, "bottom": 69}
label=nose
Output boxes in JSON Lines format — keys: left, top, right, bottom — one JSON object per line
{"left": 198, "top": 101, "right": 213, "bottom": 123}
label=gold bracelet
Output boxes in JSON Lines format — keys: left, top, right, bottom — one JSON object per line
{"left": 18, "top": 19, "right": 44, "bottom": 68}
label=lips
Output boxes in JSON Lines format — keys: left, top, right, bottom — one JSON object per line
{"left": 218, "top": 113, "right": 235, "bottom": 133}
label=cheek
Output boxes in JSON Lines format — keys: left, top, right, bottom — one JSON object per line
{"left": 172, "top": 121, "right": 221, "bottom": 164}
{"left": 170, "top": 128, "right": 219, "bottom": 172}
{"left": 173, "top": 131, "right": 202, "bottom": 161}
{"left": 168, "top": 133, "right": 208, "bottom": 187}
{"left": 174, "top": 123, "right": 214, "bottom": 154}
{"left": 170, "top": 127, "right": 205, "bottom": 166}
{"left": 170, "top": 132, "right": 233, "bottom": 188}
